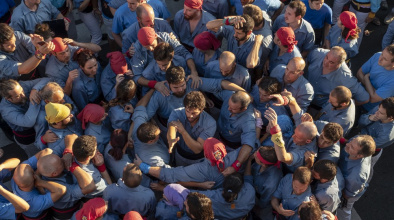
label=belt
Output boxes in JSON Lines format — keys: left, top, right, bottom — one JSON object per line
{"left": 351, "top": 0, "right": 371, "bottom": 13}
{"left": 22, "top": 210, "right": 49, "bottom": 220}
{"left": 13, "top": 128, "right": 36, "bottom": 145}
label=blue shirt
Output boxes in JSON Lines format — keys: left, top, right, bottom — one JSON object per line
{"left": 75, "top": 160, "right": 108, "bottom": 198}
{"left": 361, "top": 52, "right": 394, "bottom": 111}
{"left": 273, "top": 15, "right": 315, "bottom": 52}
{"left": 312, "top": 174, "right": 343, "bottom": 213}
{"left": 306, "top": 48, "right": 369, "bottom": 107}
{"left": 155, "top": 200, "right": 184, "bottom": 220}
{"left": 192, "top": 48, "right": 221, "bottom": 76}
{"left": 315, "top": 121, "right": 340, "bottom": 164}
{"left": 0, "top": 0, "right": 15, "bottom": 18}
{"left": 302, "top": 0, "right": 332, "bottom": 29}
{"left": 108, "top": 98, "right": 138, "bottom": 131}
{"left": 0, "top": 170, "right": 16, "bottom": 220}
{"left": 253, "top": 0, "right": 282, "bottom": 14}
{"left": 108, "top": 0, "right": 126, "bottom": 9}
{"left": 269, "top": 44, "right": 302, "bottom": 72}
{"left": 382, "top": 21, "right": 394, "bottom": 50}
{"left": 173, "top": 9, "right": 215, "bottom": 48}
{"left": 318, "top": 100, "right": 356, "bottom": 136}
{"left": 104, "top": 144, "right": 131, "bottom": 180}
{"left": 101, "top": 63, "right": 120, "bottom": 102}
{"left": 84, "top": 119, "right": 112, "bottom": 153}
{"left": 353, "top": 0, "right": 381, "bottom": 13}
{"left": 253, "top": 12, "right": 274, "bottom": 63}
{"left": 326, "top": 25, "right": 358, "bottom": 58}
{"left": 202, "top": 0, "right": 229, "bottom": 19}
{"left": 72, "top": 68, "right": 102, "bottom": 111}
{"left": 10, "top": 0, "right": 60, "bottom": 34}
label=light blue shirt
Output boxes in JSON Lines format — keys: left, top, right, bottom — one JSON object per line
{"left": 253, "top": 12, "right": 274, "bottom": 64}
{"left": 75, "top": 160, "right": 108, "bottom": 198}
{"left": 0, "top": 169, "right": 16, "bottom": 220}
{"left": 85, "top": 119, "right": 112, "bottom": 153}
{"left": 202, "top": 0, "right": 229, "bottom": 19}
{"left": 108, "top": 98, "right": 138, "bottom": 131}
{"left": 382, "top": 21, "right": 394, "bottom": 50}
{"left": 318, "top": 99, "right": 355, "bottom": 136}
{"left": 104, "top": 144, "right": 132, "bottom": 180}
{"left": 101, "top": 63, "right": 120, "bottom": 102}
{"left": 192, "top": 48, "right": 221, "bottom": 76}
{"left": 269, "top": 44, "right": 302, "bottom": 72}
{"left": 326, "top": 25, "right": 358, "bottom": 58}
{"left": 312, "top": 174, "right": 343, "bottom": 213}
{"left": 71, "top": 67, "right": 102, "bottom": 111}
{"left": 315, "top": 121, "right": 340, "bottom": 164}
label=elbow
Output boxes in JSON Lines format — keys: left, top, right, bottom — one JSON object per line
{"left": 369, "top": 95, "right": 381, "bottom": 103}
{"left": 58, "top": 185, "right": 67, "bottom": 196}
{"left": 84, "top": 182, "right": 97, "bottom": 194}
{"left": 246, "top": 62, "right": 257, "bottom": 69}
{"left": 15, "top": 204, "right": 30, "bottom": 213}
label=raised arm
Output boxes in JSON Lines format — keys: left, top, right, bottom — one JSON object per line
{"left": 246, "top": 35, "right": 263, "bottom": 69}
{"left": 0, "top": 158, "right": 20, "bottom": 171}
{"left": 63, "top": 38, "right": 101, "bottom": 53}
{"left": 0, "top": 185, "right": 29, "bottom": 213}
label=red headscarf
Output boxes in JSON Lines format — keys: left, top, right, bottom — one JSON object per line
{"left": 339, "top": 11, "right": 358, "bottom": 43}
{"left": 204, "top": 138, "right": 227, "bottom": 172}
{"left": 107, "top": 51, "right": 128, "bottom": 75}
{"left": 77, "top": 104, "right": 105, "bottom": 130}
{"left": 137, "top": 27, "right": 157, "bottom": 46}
{"left": 194, "top": 31, "right": 221, "bottom": 51}
{"left": 255, "top": 150, "right": 281, "bottom": 169}
{"left": 184, "top": 0, "right": 203, "bottom": 10}
{"left": 52, "top": 37, "right": 68, "bottom": 53}
{"left": 75, "top": 198, "right": 107, "bottom": 220}
{"left": 276, "top": 27, "right": 298, "bottom": 53}
{"left": 123, "top": 211, "right": 143, "bottom": 220}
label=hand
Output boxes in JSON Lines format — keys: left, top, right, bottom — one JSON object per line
{"left": 62, "top": 38, "right": 77, "bottom": 46}
{"left": 268, "top": 94, "right": 285, "bottom": 106}
{"left": 64, "top": 134, "right": 78, "bottom": 146}
{"left": 154, "top": 81, "right": 170, "bottom": 96}
{"left": 92, "top": 151, "right": 104, "bottom": 166}
{"left": 150, "top": 182, "right": 165, "bottom": 191}
{"left": 169, "top": 32, "right": 177, "bottom": 40}
{"left": 365, "top": 16, "right": 373, "bottom": 23}
{"left": 29, "top": 89, "right": 41, "bottom": 105}
{"left": 62, "top": 153, "right": 73, "bottom": 171}
{"left": 169, "top": 120, "right": 186, "bottom": 135}
{"left": 37, "top": 40, "right": 55, "bottom": 54}
{"left": 254, "top": 108, "right": 261, "bottom": 119}
{"left": 304, "top": 150, "right": 316, "bottom": 167}
{"left": 66, "top": 0, "right": 73, "bottom": 13}
{"left": 124, "top": 70, "right": 134, "bottom": 78}
{"left": 134, "top": 154, "right": 142, "bottom": 166}
{"left": 124, "top": 104, "right": 134, "bottom": 113}
{"left": 322, "top": 210, "right": 336, "bottom": 220}
{"left": 255, "top": 34, "right": 264, "bottom": 44}
{"left": 93, "top": 8, "right": 102, "bottom": 16}
{"left": 33, "top": 174, "right": 44, "bottom": 187}
{"left": 42, "top": 130, "right": 59, "bottom": 143}
{"left": 301, "top": 113, "right": 313, "bottom": 123}
{"left": 229, "top": 16, "right": 246, "bottom": 29}
{"left": 369, "top": 112, "right": 379, "bottom": 121}
{"left": 199, "top": 181, "right": 215, "bottom": 189}
{"left": 115, "top": 74, "right": 125, "bottom": 85}
{"left": 280, "top": 89, "right": 294, "bottom": 98}
{"left": 30, "top": 34, "right": 44, "bottom": 48}
{"left": 68, "top": 69, "right": 79, "bottom": 82}
{"left": 187, "top": 74, "right": 202, "bottom": 89}
{"left": 63, "top": 18, "right": 70, "bottom": 31}
{"left": 221, "top": 166, "right": 236, "bottom": 176}
{"left": 128, "top": 43, "right": 135, "bottom": 57}
{"left": 264, "top": 107, "right": 278, "bottom": 127}
{"left": 278, "top": 203, "right": 295, "bottom": 216}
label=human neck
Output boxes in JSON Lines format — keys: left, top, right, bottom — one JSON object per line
{"left": 288, "top": 20, "right": 301, "bottom": 30}
{"left": 24, "top": 0, "right": 38, "bottom": 10}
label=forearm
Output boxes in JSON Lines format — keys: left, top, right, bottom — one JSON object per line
{"left": 75, "top": 42, "right": 101, "bottom": 53}
{"left": 38, "top": 180, "right": 66, "bottom": 202}
{"left": 244, "top": 161, "right": 252, "bottom": 176}
{"left": 148, "top": 167, "right": 162, "bottom": 178}
{"left": 364, "top": 78, "right": 382, "bottom": 103}
{"left": 100, "top": 170, "right": 113, "bottom": 185}
{"left": 236, "top": 145, "right": 253, "bottom": 164}
{"left": 136, "top": 89, "right": 155, "bottom": 107}
{"left": 181, "top": 133, "right": 203, "bottom": 154}
{"left": 64, "top": 80, "right": 73, "bottom": 96}
{"left": 0, "top": 158, "right": 20, "bottom": 171}
{"left": 288, "top": 99, "right": 301, "bottom": 116}
{"left": 186, "top": 59, "right": 198, "bottom": 75}
{"left": 112, "top": 32, "right": 122, "bottom": 47}
{"left": 271, "top": 197, "right": 281, "bottom": 212}
{"left": 274, "top": 144, "right": 292, "bottom": 164}
{"left": 78, "top": 0, "right": 91, "bottom": 11}
{"left": 246, "top": 40, "right": 262, "bottom": 69}
{"left": 221, "top": 80, "right": 245, "bottom": 91}
{"left": 110, "top": 7, "right": 116, "bottom": 16}
{"left": 323, "top": 24, "right": 331, "bottom": 40}
{"left": 0, "top": 187, "right": 29, "bottom": 213}
{"left": 301, "top": 51, "right": 310, "bottom": 59}
{"left": 72, "top": 167, "right": 94, "bottom": 191}
{"left": 178, "top": 181, "right": 204, "bottom": 188}
{"left": 206, "top": 19, "right": 224, "bottom": 32}
{"left": 137, "top": 76, "right": 150, "bottom": 87}
{"left": 18, "top": 56, "right": 41, "bottom": 75}
{"left": 356, "top": 68, "right": 365, "bottom": 84}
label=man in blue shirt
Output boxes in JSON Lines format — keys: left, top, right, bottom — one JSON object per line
{"left": 302, "top": 0, "right": 332, "bottom": 46}
{"left": 382, "top": 22, "right": 394, "bottom": 50}
{"left": 202, "top": 0, "right": 229, "bottom": 19}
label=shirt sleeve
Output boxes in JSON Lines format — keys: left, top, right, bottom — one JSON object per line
{"left": 72, "top": 79, "right": 89, "bottom": 111}
{"left": 361, "top": 54, "right": 376, "bottom": 74}
{"left": 2, "top": 102, "right": 40, "bottom": 127}
{"left": 30, "top": 192, "right": 55, "bottom": 213}
{"left": 22, "top": 156, "right": 38, "bottom": 170}
{"left": 159, "top": 162, "right": 211, "bottom": 183}
{"left": 197, "top": 77, "right": 223, "bottom": 94}
{"left": 272, "top": 175, "right": 287, "bottom": 200}
{"left": 198, "top": 117, "right": 216, "bottom": 140}
{"left": 0, "top": 58, "right": 20, "bottom": 79}
{"left": 0, "top": 202, "right": 16, "bottom": 220}
{"left": 111, "top": 10, "right": 124, "bottom": 34}
{"left": 382, "top": 22, "right": 394, "bottom": 50}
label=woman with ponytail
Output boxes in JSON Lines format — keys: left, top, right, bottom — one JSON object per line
{"left": 192, "top": 31, "right": 222, "bottom": 76}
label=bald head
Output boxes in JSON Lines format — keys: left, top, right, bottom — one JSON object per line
{"left": 122, "top": 163, "right": 142, "bottom": 188}
{"left": 40, "top": 82, "right": 64, "bottom": 103}
{"left": 230, "top": 91, "right": 251, "bottom": 110}
{"left": 220, "top": 51, "right": 236, "bottom": 66}
{"left": 13, "top": 164, "right": 34, "bottom": 189}
{"left": 136, "top": 3, "right": 155, "bottom": 28}
{"left": 298, "top": 122, "right": 317, "bottom": 140}
{"left": 290, "top": 57, "right": 305, "bottom": 71}
{"left": 330, "top": 46, "right": 347, "bottom": 64}
{"left": 37, "top": 154, "right": 65, "bottom": 177}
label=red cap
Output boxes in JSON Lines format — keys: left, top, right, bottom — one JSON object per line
{"left": 123, "top": 211, "right": 143, "bottom": 220}
{"left": 77, "top": 104, "right": 105, "bottom": 130}
{"left": 137, "top": 27, "right": 157, "bottom": 47}
{"left": 184, "top": 0, "right": 203, "bottom": 10}
{"left": 276, "top": 27, "right": 298, "bottom": 53}
{"left": 339, "top": 11, "right": 358, "bottom": 43}
{"left": 106, "top": 51, "right": 128, "bottom": 75}
{"left": 52, "top": 37, "right": 68, "bottom": 53}
{"left": 75, "top": 198, "right": 106, "bottom": 220}
{"left": 204, "top": 138, "right": 227, "bottom": 172}
{"left": 194, "top": 31, "right": 221, "bottom": 51}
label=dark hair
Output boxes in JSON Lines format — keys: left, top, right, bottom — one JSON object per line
{"left": 243, "top": 5, "right": 263, "bottom": 27}
{"left": 380, "top": 97, "right": 394, "bottom": 118}
{"left": 122, "top": 163, "right": 142, "bottom": 188}
{"left": 230, "top": 91, "right": 252, "bottom": 110}
{"left": 40, "top": 82, "right": 63, "bottom": 101}
{"left": 330, "top": 86, "right": 351, "bottom": 104}
{"left": 186, "top": 192, "right": 214, "bottom": 220}
{"left": 109, "top": 79, "right": 136, "bottom": 107}
{"left": 299, "top": 201, "right": 322, "bottom": 220}
{"left": 355, "top": 135, "right": 376, "bottom": 157}
{"left": 183, "top": 91, "right": 205, "bottom": 110}
{"left": 153, "top": 42, "right": 174, "bottom": 61}
{"left": 341, "top": 27, "right": 361, "bottom": 41}
{"left": 34, "top": 23, "right": 54, "bottom": 41}
{"left": 258, "top": 146, "right": 278, "bottom": 164}
{"left": 322, "top": 122, "right": 343, "bottom": 143}
{"left": 288, "top": 0, "right": 306, "bottom": 17}
{"left": 73, "top": 48, "right": 96, "bottom": 67}
{"left": 258, "top": 76, "right": 282, "bottom": 94}
{"left": 293, "top": 166, "right": 312, "bottom": 184}
{"left": 165, "top": 66, "right": 185, "bottom": 85}
{"left": 313, "top": 159, "right": 337, "bottom": 181}
{"left": 72, "top": 135, "right": 97, "bottom": 162}
{"left": 235, "top": 14, "right": 254, "bottom": 33}
{"left": 0, "top": 23, "right": 14, "bottom": 45}
{"left": 136, "top": 122, "right": 159, "bottom": 143}
{"left": 109, "top": 129, "right": 128, "bottom": 161}
{"left": 222, "top": 172, "right": 244, "bottom": 203}
{"left": 0, "top": 79, "right": 19, "bottom": 98}
{"left": 385, "top": 44, "right": 394, "bottom": 62}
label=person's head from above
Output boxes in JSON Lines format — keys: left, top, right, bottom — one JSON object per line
{"left": 345, "top": 135, "right": 376, "bottom": 160}
{"left": 137, "top": 27, "right": 157, "bottom": 51}
{"left": 324, "top": 46, "right": 347, "bottom": 71}
{"left": 254, "top": 146, "right": 280, "bottom": 168}
{"left": 122, "top": 163, "right": 142, "bottom": 188}
{"left": 108, "top": 129, "right": 128, "bottom": 161}
{"left": 35, "top": 23, "right": 54, "bottom": 42}
{"left": 243, "top": 4, "right": 264, "bottom": 30}
{"left": 166, "top": 66, "right": 187, "bottom": 98}
{"left": 311, "top": 159, "right": 336, "bottom": 183}
{"left": 308, "top": 0, "right": 324, "bottom": 10}
{"left": 136, "top": 3, "right": 155, "bottom": 28}
{"left": 154, "top": 42, "right": 174, "bottom": 72}
{"left": 0, "top": 79, "right": 27, "bottom": 105}
{"left": 222, "top": 172, "right": 244, "bottom": 203}
{"left": 193, "top": 31, "right": 221, "bottom": 52}
{"left": 228, "top": 91, "right": 251, "bottom": 114}
{"left": 107, "top": 51, "right": 128, "bottom": 75}
{"left": 72, "top": 135, "right": 98, "bottom": 163}
{"left": 318, "top": 122, "right": 343, "bottom": 148}
{"left": 0, "top": 24, "right": 16, "bottom": 53}
{"left": 204, "top": 138, "right": 227, "bottom": 172}
{"left": 292, "top": 166, "right": 312, "bottom": 195}
{"left": 73, "top": 48, "right": 98, "bottom": 78}
{"left": 298, "top": 200, "right": 322, "bottom": 220}
{"left": 185, "top": 192, "right": 214, "bottom": 220}
{"left": 378, "top": 44, "right": 394, "bottom": 70}
{"left": 258, "top": 76, "right": 281, "bottom": 103}
{"left": 24, "top": 0, "right": 42, "bottom": 7}
{"left": 183, "top": 91, "right": 206, "bottom": 123}
{"left": 75, "top": 198, "right": 108, "bottom": 220}
{"left": 293, "top": 122, "right": 317, "bottom": 146}
{"left": 274, "top": 27, "right": 298, "bottom": 53}
{"left": 137, "top": 122, "right": 160, "bottom": 144}
{"left": 233, "top": 15, "right": 254, "bottom": 43}
{"left": 284, "top": 57, "right": 305, "bottom": 84}
{"left": 40, "top": 82, "right": 65, "bottom": 104}
{"left": 285, "top": 0, "right": 306, "bottom": 24}
{"left": 163, "top": 184, "right": 190, "bottom": 211}
{"left": 77, "top": 104, "right": 108, "bottom": 130}
{"left": 109, "top": 79, "right": 136, "bottom": 106}
{"left": 127, "top": 0, "right": 145, "bottom": 12}
{"left": 219, "top": 51, "right": 236, "bottom": 77}
{"left": 37, "top": 154, "right": 65, "bottom": 178}
{"left": 338, "top": 11, "right": 360, "bottom": 43}
{"left": 328, "top": 86, "right": 352, "bottom": 110}
{"left": 124, "top": 211, "right": 143, "bottom": 220}
{"left": 45, "top": 102, "right": 74, "bottom": 129}
{"left": 51, "top": 37, "right": 72, "bottom": 63}
{"left": 377, "top": 97, "right": 394, "bottom": 123}
{"left": 240, "top": 0, "right": 253, "bottom": 5}
{"left": 13, "top": 163, "right": 35, "bottom": 191}
{"left": 183, "top": 0, "right": 203, "bottom": 20}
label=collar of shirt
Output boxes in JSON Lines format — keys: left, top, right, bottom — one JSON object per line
{"left": 117, "top": 178, "right": 145, "bottom": 192}
{"left": 79, "top": 68, "right": 96, "bottom": 83}
{"left": 0, "top": 50, "right": 16, "bottom": 60}
{"left": 287, "top": 75, "right": 305, "bottom": 89}
{"left": 294, "top": 19, "right": 309, "bottom": 34}
{"left": 20, "top": 0, "right": 40, "bottom": 15}
{"left": 86, "top": 122, "right": 103, "bottom": 135}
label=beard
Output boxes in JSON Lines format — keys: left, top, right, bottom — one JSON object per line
{"left": 65, "top": 117, "right": 76, "bottom": 126}
{"left": 173, "top": 90, "right": 186, "bottom": 98}
{"left": 331, "top": 103, "right": 341, "bottom": 110}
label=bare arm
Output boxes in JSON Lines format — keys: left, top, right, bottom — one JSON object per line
{"left": 246, "top": 35, "right": 263, "bottom": 69}
{"left": 0, "top": 185, "right": 29, "bottom": 213}
{"left": 72, "top": 166, "right": 96, "bottom": 195}
{"left": 100, "top": 170, "right": 113, "bottom": 185}
{"left": 112, "top": 32, "right": 122, "bottom": 47}
{"left": 271, "top": 3, "right": 284, "bottom": 22}
{"left": 323, "top": 23, "right": 331, "bottom": 43}
{"left": 363, "top": 74, "right": 383, "bottom": 103}
{"left": 72, "top": 41, "right": 101, "bottom": 53}
{"left": 167, "top": 125, "right": 178, "bottom": 154}
{"left": 356, "top": 68, "right": 366, "bottom": 84}
{"left": 136, "top": 89, "right": 155, "bottom": 107}
{"left": 78, "top": 0, "right": 91, "bottom": 12}
{"left": 271, "top": 197, "right": 295, "bottom": 217}
{"left": 35, "top": 175, "right": 67, "bottom": 202}
{"left": 0, "top": 158, "right": 20, "bottom": 171}
{"left": 206, "top": 19, "right": 225, "bottom": 33}
{"left": 221, "top": 80, "right": 246, "bottom": 91}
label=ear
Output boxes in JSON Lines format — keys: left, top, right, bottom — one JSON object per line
{"left": 247, "top": 30, "right": 252, "bottom": 35}
{"left": 306, "top": 139, "right": 312, "bottom": 144}
{"left": 296, "top": 15, "right": 302, "bottom": 20}
{"left": 299, "top": 70, "right": 304, "bottom": 75}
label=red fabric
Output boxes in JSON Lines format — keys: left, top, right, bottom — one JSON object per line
{"left": 270, "top": 125, "right": 281, "bottom": 135}
{"left": 106, "top": 51, "right": 128, "bottom": 75}
{"left": 340, "top": 11, "right": 358, "bottom": 43}
{"left": 276, "top": 27, "right": 298, "bottom": 53}
{"left": 147, "top": 80, "right": 157, "bottom": 89}
{"left": 77, "top": 104, "right": 105, "bottom": 130}
{"left": 193, "top": 31, "right": 221, "bottom": 51}
{"left": 256, "top": 150, "right": 281, "bottom": 169}
{"left": 137, "top": 27, "right": 156, "bottom": 46}
{"left": 52, "top": 37, "right": 68, "bottom": 53}
{"left": 184, "top": 0, "right": 202, "bottom": 10}
{"left": 123, "top": 211, "right": 143, "bottom": 220}
{"left": 204, "top": 138, "right": 227, "bottom": 172}
{"left": 75, "top": 198, "right": 106, "bottom": 220}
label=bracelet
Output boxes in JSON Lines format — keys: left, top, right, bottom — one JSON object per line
{"left": 256, "top": 118, "right": 263, "bottom": 129}
{"left": 231, "top": 160, "right": 241, "bottom": 172}
{"left": 148, "top": 80, "right": 157, "bottom": 89}
{"left": 35, "top": 50, "right": 46, "bottom": 60}
{"left": 96, "top": 164, "right": 106, "bottom": 172}
{"left": 139, "top": 162, "right": 151, "bottom": 174}
{"left": 63, "top": 149, "right": 73, "bottom": 156}
{"left": 271, "top": 133, "right": 285, "bottom": 148}
{"left": 69, "top": 162, "right": 79, "bottom": 173}
{"left": 270, "top": 125, "right": 281, "bottom": 135}
{"left": 64, "top": 17, "right": 71, "bottom": 23}
{"left": 40, "top": 136, "right": 47, "bottom": 145}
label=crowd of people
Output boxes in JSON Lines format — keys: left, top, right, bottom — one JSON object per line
{"left": 0, "top": 0, "right": 393, "bottom": 219}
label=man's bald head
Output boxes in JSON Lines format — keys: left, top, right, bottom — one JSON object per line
{"left": 230, "top": 91, "right": 251, "bottom": 110}
{"left": 298, "top": 122, "right": 318, "bottom": 140}
{"left": 136, "top": 3, "right": 155, "bottom": 28}
{"left": 13, "top": 164, "right": 34, "bottom": 189}
{"left": 290, "top": 57, "right": 306, "bottom": 71}
{"left": 219, "top": 51, "right": 236, "bottom": 66}
{"left": 37, "top": 154, "right": 65, "bottom": 177}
